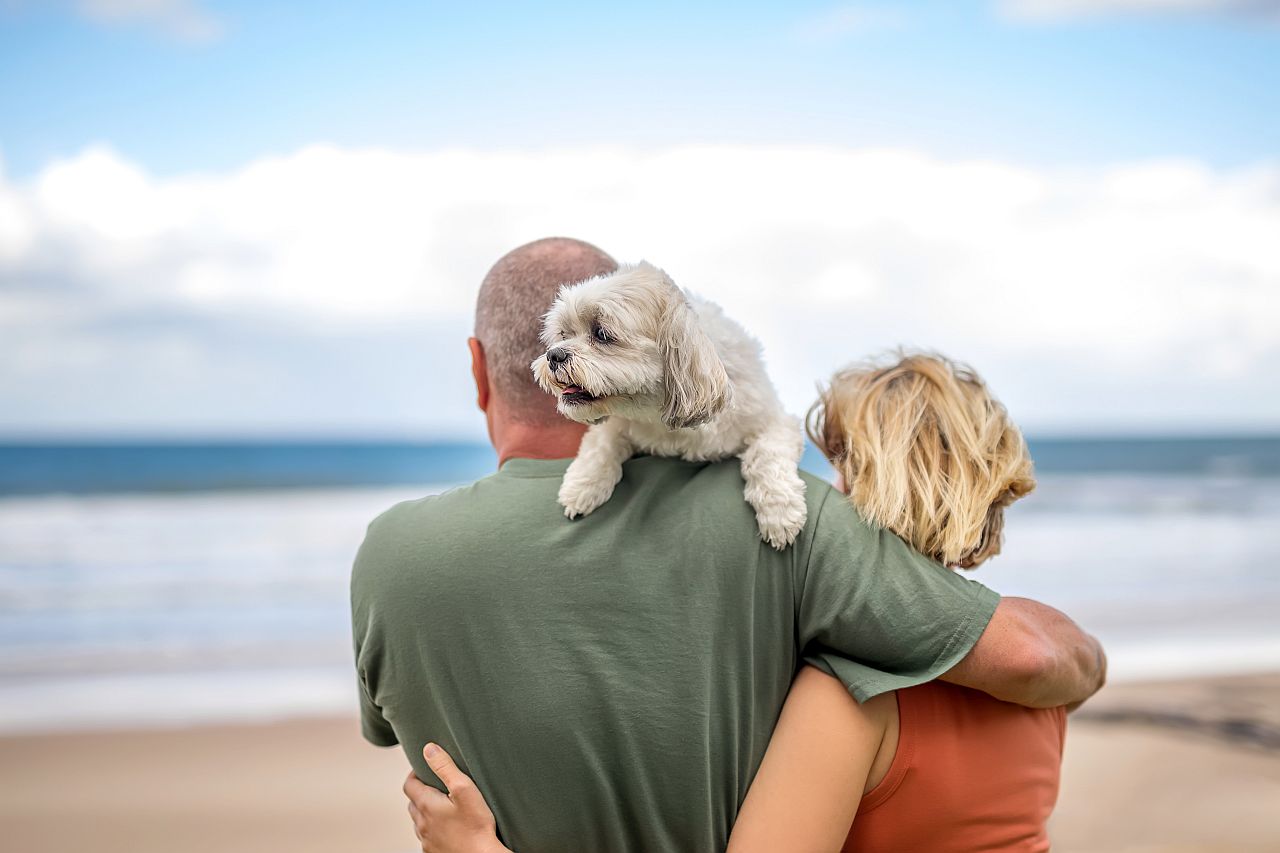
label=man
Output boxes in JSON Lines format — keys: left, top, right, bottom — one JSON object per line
{"left": 352, "top": 237, "right": 1105, "bottom": 852}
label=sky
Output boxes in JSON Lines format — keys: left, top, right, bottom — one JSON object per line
{"left": 1, "top": 0, "right": 1278, "bottom": 438}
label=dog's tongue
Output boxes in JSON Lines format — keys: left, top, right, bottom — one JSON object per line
{"left": 563, "top": 385, "right": 583, "bottom": 394}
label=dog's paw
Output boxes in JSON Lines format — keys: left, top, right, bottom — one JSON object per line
{"left": 756, "top": 508, "right": 806, "bottom": 550}
{"left": 558, "top": 477, "right": 617, "bottom": 520}
{"left": 749, "top": 477, "right": 808, "bottom": 550}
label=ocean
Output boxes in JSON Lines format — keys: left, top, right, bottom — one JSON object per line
{"left": 1, "top": 437, "right": 1278, "bottom": 733}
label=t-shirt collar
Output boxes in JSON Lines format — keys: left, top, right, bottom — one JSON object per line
{"left": 497, "top": 457, "right": 574, "bottom": 478}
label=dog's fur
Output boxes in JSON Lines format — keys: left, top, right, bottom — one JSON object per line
{"left": 531, "top": 261, "right": 807, "bottom": 549}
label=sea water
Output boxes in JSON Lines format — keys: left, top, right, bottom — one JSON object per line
{"left": 1, "top": 438, "right": 1277, "bottom": 732}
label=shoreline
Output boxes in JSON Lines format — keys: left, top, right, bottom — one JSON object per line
{"left": 1071, "top": 671, "right": 1280, "bottom": 752}
{"left": 7, "top": 635, "right": 1280, "bottom": 736}
{"left": 1, "top": 673, "right": 1278, "bottom": 853}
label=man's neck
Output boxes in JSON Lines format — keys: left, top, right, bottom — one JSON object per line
{"left": 489, "top": 411, "right": 585, "bottom": 467}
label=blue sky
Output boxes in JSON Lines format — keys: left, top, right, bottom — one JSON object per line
{"left": 2, "top": 1, "right": 1277, "bottom": 175}
{"left": 0, "top": 1, "right": 1278, "bottom": 437}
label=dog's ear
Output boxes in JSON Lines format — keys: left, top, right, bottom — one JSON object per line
{"left": 658, "top": 286, "right": 731, "bottom": 429}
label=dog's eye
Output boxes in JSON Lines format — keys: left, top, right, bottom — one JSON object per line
{"left": 592, "top": 324, "right": 612, "bottom": 344}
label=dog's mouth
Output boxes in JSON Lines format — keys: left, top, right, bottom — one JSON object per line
{"left": 560, "top": 385, "right": 600, "bottom": 406}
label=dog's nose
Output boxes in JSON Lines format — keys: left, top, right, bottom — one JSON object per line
{"left": 547, "top": 347, "right": 570, "bottom": 367}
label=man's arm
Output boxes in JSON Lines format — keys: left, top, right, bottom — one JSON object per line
{"left": 796, "top": 482, "right": 1106, "bottom": 709}
{"left": 941, "top": 596, "right": 1106, "bottom": 709}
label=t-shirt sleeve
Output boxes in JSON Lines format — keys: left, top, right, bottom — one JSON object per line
{"left": 794, "top": 487, "right": 1001, "bottom": 703}
{"left": 357, "top": 667, "right": 399, "bottom": 747}
{"left": 351, "top": 509, "right": 402, "bottom": 748}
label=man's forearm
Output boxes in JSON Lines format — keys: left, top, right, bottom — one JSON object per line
{"left": 942, "top": 597, "right": 1106, "bottom": 708}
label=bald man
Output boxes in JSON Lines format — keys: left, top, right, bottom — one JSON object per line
{"left": 351, "top": 237, "right": 1104, "bottom": 852}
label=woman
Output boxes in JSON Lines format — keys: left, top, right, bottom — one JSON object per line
{"left": 404, "top": 352, "right": 1067, "bottom": 853}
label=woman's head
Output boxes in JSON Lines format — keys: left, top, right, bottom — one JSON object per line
{"left": 807, "top": 351, "right": 1035, "bottom": 569}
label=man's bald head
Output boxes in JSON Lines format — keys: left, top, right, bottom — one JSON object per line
{"left": 475, "top": 237, "right": 618, "bottom": 424}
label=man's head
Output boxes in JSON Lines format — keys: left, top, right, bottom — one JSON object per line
{"left": 471, "top": 238, "right": 618, "bottom": 434}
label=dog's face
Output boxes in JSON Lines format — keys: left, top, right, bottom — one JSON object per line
{"left": 531, "top": 262, "right": 731, "bottom": 428}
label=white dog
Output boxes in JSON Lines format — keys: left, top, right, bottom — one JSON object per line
{"left": 531, "top": 261, "right": 807, "bottom": 549}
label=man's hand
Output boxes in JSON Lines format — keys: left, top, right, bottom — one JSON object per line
{"left": 942, "top": 597, "right": 1106, "bottom": 709}
{"left": 404, "top": 743, "right": 511, "bottom": 853}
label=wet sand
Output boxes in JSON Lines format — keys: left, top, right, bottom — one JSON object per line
{"left": 1053, "top": 672, "right": 1280, "bottom": 853}
{"left": 1, "top": 673, "right": 1277, "bottom": 852}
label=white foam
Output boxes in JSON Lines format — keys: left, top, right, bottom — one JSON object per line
{"left": 2, "top": 476, "right": 1279, "bottom": 732}
{"left": 0, "top": 666, "right": 361, "bottom": 734}
{"left": 6, "top": 628, "right": 1280, "bottom": 734}
{"left": 1102, "top": 632, "right": 1280, "bottom": 683}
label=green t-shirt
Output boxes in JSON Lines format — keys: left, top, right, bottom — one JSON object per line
{"left": 351, "top": 455, "right": 999, "bottom": 853}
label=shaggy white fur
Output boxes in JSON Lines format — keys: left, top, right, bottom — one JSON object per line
{"left": 531, "top": 262, "right": 807, "bottom": 549}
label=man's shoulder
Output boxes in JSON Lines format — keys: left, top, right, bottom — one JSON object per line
{"left": 353, "top": 457, "right": 853, "bottom": 579}
{"left": 353, "top": 476, "right": 503, "bottom": 578}
{"left": 801, "top": 471, "right": 885, "bottom": 544}
{"left": 364, "top": 459, "right": 847, "bottom": 533}
{"left": 619, "top": 455, "right": 850, "bottom": 543}
{"left": 363, "top": 470, "right": 513, "bottom": 536}
{"left": 797, "top": 469, "right": 842, "bottom": 513}
{"left": 623, "top": 454, "right": 838, "bottom": 498}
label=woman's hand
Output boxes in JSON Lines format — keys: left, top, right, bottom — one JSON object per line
{"left": 403, "top": 743, "right": 511, "bottom": 853}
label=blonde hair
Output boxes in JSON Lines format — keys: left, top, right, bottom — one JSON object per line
{"left": 806, "top": 351, "right": 1035, "bottom": 569}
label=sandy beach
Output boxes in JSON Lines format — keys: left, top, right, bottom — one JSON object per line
{"left": 2, "top": 673, "right": 1278, "bottom": 853}
{"left": 1053, "top": 672, "right": 1280, "bottom": 852}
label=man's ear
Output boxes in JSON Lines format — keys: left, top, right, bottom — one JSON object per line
{"left": 469, "top": 337, "right": 490, "bottom": 413}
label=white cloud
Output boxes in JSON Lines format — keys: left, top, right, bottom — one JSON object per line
{"left": 998, "top": 0, "right": 1280, "bottom": 23}
{"left": 791, "top": 4, "right": 907, "bottom": 41}
{"left": 74, "top": 0, "right": 223, "bottom": 42}
{"left": 0, "top": 144, "right": 1278, "bottom": 436}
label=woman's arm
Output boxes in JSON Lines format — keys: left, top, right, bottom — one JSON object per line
{"left": 727, "top": 666, "right": 896, "bottom": 853}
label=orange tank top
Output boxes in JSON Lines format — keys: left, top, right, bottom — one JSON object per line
{"left": 843, "top": 680, "right": 1067, "bottom": 853}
